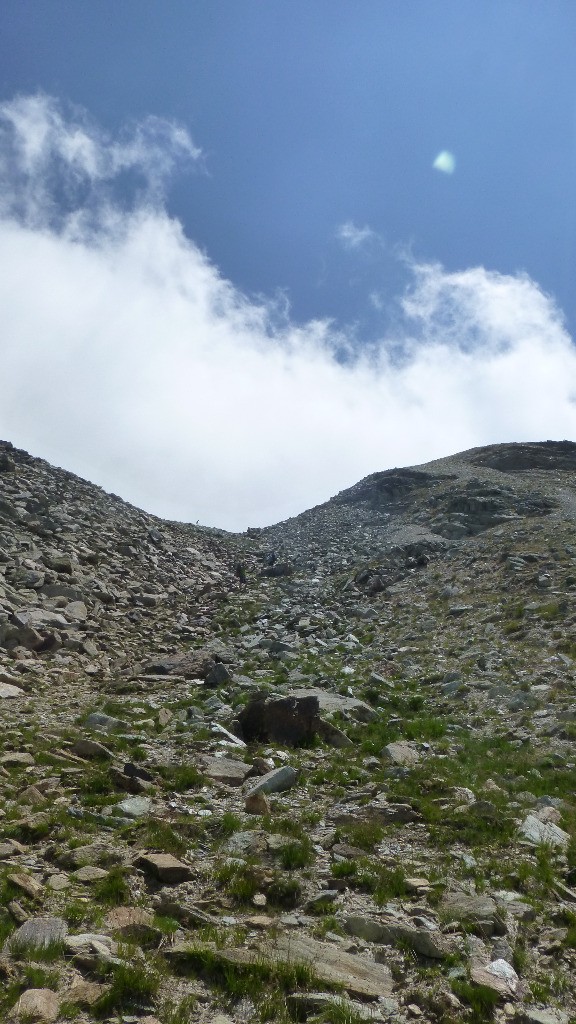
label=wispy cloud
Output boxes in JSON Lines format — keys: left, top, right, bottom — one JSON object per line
{"left": 336, "top": 220, "right": 379, "bottom": 250}
{"left": 1, "top": 95, "right": 575, "bottom": 530}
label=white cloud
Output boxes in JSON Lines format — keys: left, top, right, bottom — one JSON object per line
{"left": 1, "top": 95, "right": 575, "bottom": 530}
{"left": 336, "top": 220, "right": 379, "bottom": 250}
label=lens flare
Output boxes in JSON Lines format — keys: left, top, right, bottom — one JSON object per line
{"left": 433, "top": 150, "right": 456, "bottom": 174}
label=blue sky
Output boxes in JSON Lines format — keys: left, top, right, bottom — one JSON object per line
{"left": 1, "top": 3, "right": 576, "bottom": 528}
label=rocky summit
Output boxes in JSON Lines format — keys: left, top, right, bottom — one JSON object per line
{"left": 1, "top": 437, "right": 576, "bottom": 1024}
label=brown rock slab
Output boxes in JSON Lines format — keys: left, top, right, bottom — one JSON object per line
{"left": 134, "top": 852, "right": 194, "bottom": 884}
{"left": 66, "top": 980, "right": 111, "bottom": 1007}
{"left": 7, "top": 872, "right": 43, "bottom": 899}
{"left": 11, "top": 988, "right": 60, "bottom": 1022}
{"left": 104, "top": 906, "right": 162, "bottom": 946}
{"left": 245, "top": 791, "right": 270, "bottom": 815}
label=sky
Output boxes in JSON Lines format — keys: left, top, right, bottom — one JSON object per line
{"left": 1, "top": 1, "right": 576, "bottom": 530}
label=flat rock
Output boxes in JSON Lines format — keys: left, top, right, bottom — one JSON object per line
{"left": 519, "top": 1009, "right": 570, "bottom": 1024}
{"left": 72, "top": 866, "right": 109, "bottom": 883}
{"left": 202, "top": 755, "right": 252, "bottom": 787}
{"left": 65, "top": 933, "right": 115, "bottom": 953}
{"left": 344, "top": 915, "right": 449, "bottom": 959}
{"left": 288, "top": 687, "right": 377, "bottom": 723}
{"left": 0, "top": 752, "right": 35, "bottom": 767}
{"left": 169, "top": 934, "right": 393, "bottom": 999}
{"left": 134, "top": 852, "right": 194, "bottom": 884}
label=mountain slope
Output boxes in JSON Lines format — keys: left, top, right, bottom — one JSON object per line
{"left": 1, "top": 438, "right": 576, "bottom": 1024}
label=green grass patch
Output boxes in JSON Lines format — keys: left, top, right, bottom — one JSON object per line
{"left": 451, "top": 980, "right": 499, "bottom": 1022}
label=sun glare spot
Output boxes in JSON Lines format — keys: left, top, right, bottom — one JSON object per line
{"left": 433, "top": 150, "right": 456, "bottom": 174}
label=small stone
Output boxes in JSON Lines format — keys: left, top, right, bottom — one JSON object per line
{"left": 244, "top": 791, "right": 270, "bottom": 815}
{"left": 382, "top": 741, "right": 420, "bottom": 766}
{"left": 72, "top": 866, "right": 109, "bottom": 883}
{"left": 112, "top": 796, "right": 152, "bottom": 818}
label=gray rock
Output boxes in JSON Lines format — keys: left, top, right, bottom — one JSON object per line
{"left": 112, "top": 796, "right": 151, "bottom": 818}
{"left": 439, "top": 891, "right": 506, "bottom": 937}
{"left": 382, "top": 740, "right": 420, "bottom": 766}
{"left": 202, "top": 756, "right": 252, "bottom": 787}
{"left": 85, "top": 711, "right": 128, "bottom": 733}
{"left": 344, "top": 915, "right": 449, "bottom": 959}
{"left": 520, "top": 1009, "right": 570, "bottom": 1024}
{"left": 7, "top": 916, "right": 68, "bottom": 952}
{"left": 519, "top": 814, "right": 570, "bottom": 849}
{"left": 245, "top": 765, "right": 298, "bottom": 796}
{"left": 0, "top": 682, "right": 23, "bottom": 698}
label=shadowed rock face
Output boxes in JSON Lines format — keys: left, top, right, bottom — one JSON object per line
{"left": 466, "top": 440, "right": 576, "bottom": 472}
{"left": 333, "top": 468, "right": 437, "bottom": 509}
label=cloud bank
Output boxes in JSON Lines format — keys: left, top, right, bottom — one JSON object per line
{"left": 1, "top": 95, "right": 575, "bottom": 530}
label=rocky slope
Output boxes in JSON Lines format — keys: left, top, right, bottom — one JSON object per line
{"left": 1, "top": 437, "right": 576, "bottom": 1024}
